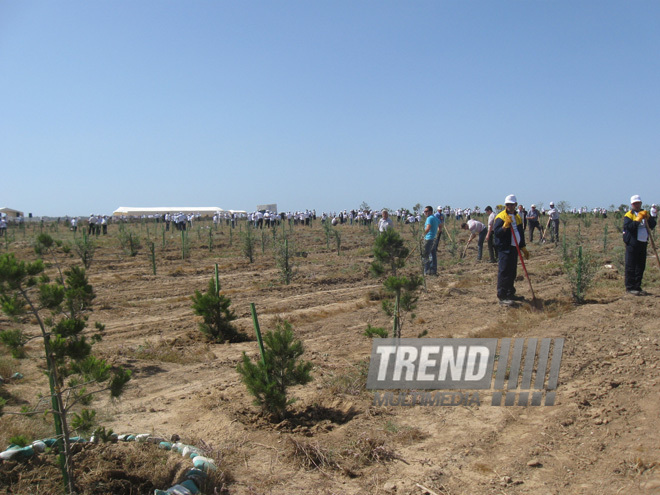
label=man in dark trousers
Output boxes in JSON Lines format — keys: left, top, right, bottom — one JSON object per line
{"left": 493, "top": 195, "right": 529, "bottom": 306}
{"left": 526, "top": 204, "right": 543, "bottom": 242}
{"left": 623, "top": 195, "right": 656, "bottom": 296}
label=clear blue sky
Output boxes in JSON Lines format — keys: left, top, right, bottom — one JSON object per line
{"left": 2, "top": 1, "right": 659, "bottom": 216}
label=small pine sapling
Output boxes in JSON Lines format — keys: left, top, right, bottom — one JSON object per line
{"left": 370, "top": 228, "right": 422, "bottom": 338}
{"left": 191, "top": 277, "right": 245, "bottom": 342}
{"left": 241, "top": 224, "right": 256, "bottom": 263}
{"left": 236, "top": 320, "right": 312, "bottom": 420}
{"left": 0, "top": 253, "right": 131, "bottom": 494}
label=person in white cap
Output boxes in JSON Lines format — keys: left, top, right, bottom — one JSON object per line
{"left": 650, "top": 204, "right": 658, "bottom": 218}
{"left": 623, "top": 195, "right": 656, "bottom": 296}
{"left": 546, "top": 202, "right": 560, "bottom": 243}
{"left": 526, "top": 204, "right": 543, "bottom": 242}
{"left": 493, "top": 194, "right": 529, "bottom": 306}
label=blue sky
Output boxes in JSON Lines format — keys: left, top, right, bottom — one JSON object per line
{"left": 1, "top": 1, "right": 659, "bottom": 216}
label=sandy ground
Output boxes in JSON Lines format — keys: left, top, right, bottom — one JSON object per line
{"left": 1, "top": 217, "right": 659, "bottom": 494}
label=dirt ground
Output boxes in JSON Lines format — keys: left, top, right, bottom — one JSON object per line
{"left": 1, "top": 215, "right": 659, "bottom": 494}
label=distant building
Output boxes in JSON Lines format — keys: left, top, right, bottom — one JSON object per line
{"left": 0, "top": 207, "right": 24, "bottom": 218}
{"left": 257, "top": 203, "right": 278, "bottom": 213}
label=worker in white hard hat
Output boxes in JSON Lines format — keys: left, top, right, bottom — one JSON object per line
{"left": 623, "top": 195, "right": 656, "bottom": 296}
{"left": 546, "top": 202, "right": 560, "bottom": 243}
{"left": 493, "top": 195, "right": 529, "bottom": 306}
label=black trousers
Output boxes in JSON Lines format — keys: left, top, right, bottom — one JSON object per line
{"left": 487, "top": 235, "right": 497, "bottom": 262}
{"left": 497, "top": 248, "right": 518, "bottom": 300}
{"left": 528, "top": 220, "right": 542, "bottom": 241}
{"left": 625, "top": 242, "right": 648, "bottom": 291}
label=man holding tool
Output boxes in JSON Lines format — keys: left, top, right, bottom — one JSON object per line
{"left": 623, "top": 195, "right": 657, "bottom": 296}
{"left": 493, "top": 195, "right": 530, "bottom": 306}
{"left": 461, "top": 219, "right": 487, "bottom": 260}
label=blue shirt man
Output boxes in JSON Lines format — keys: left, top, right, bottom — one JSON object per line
{"left": 423, "top": 206, "right": 440, "bottom": 275}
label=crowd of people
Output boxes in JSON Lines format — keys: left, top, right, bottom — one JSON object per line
{"left": 393, "top": 195, "right": 658, "bottom": 306}
{"left": 3, "top": 196, "right": 657, "bottom": 303}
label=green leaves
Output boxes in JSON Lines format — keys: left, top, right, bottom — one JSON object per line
{"left": 109, "top": 368, "right": 132, "bottom": 398}
{"left": 39, "top": 283, "right": 65, "bottom": 309}
{"left": 71, "top": 355, "right": 111, "bottom": 382}
{"left": 0, "top": 253, "right": 44, "bottom": 292}
{"left": 191, "top": 278, "right": 241, "bottom": 342}
{"left": 237, "top": 320, "right": 312, "bottom": 420}
{"left": 0, "top": 328, "right": 28, "bottom": 358}
{"left": 370, "top": 230, "right": 422, "bottom": 338}
{"left": 1, "top": 293, "right": 27, "bottom": 318}
{"left": 372, "top": 229, "right": 409, "bottom": 277}
{"left": 63, "top": 266, "right": 95, "bottom": 316}
{"left": 71, "top": 409, "right": 96, "bottom": 435}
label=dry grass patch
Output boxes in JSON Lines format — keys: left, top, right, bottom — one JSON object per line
{"left": 322, "top": 359, "right": 369, "bottom": 396}
{"left": 470, "top": 300, "right": 572, "bottom": 339}
{"left": 364, "top": 288, "right": 386, "bottom": 302}
{"left": 384, "top": 421, "right": 429, "bottom": 445}
{"left": 341, "top": 433, "right": 400, "bottom": 469}
{"left": 473, "top": 462, "right": 495, "bottom": 474}
{"left": 289, "top": 433, "right": 400, "bottom": 475}
{"left": 452, "top": 271, "right": 489, "bottom": 289}
{"left": 288, "top": 437, "right": 340, "bottom": 471}
{"left": 0, "top": 355, "right": 19, "bottom": 378}
{"left": 0, "top": 414, "right": 55, "bottom": 450}
{"left": 118, "top": 340, "right": 215, "bottom": 364}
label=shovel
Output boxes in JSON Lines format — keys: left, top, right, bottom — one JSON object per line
{"left": 460, "top": 235, "right": 473, "bottom": 259}
{"left": 510, "top": 225, "right": 541, "bottom": 309}
{"left": 647, "top": 224, "right": 660, "bottom": 271}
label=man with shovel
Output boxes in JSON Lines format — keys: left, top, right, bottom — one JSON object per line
{"left": 623, "top": 195, "right": 657, "bottom": 296}
{"left": 493, "top": 195, "right": 530, "bottom": 306}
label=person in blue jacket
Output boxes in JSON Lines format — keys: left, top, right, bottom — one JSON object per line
{"left": 493, "top": 195, "right": 530, "bottom": 306}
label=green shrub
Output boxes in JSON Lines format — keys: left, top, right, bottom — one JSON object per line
{"left": 191, "top": 278, "right": 244, "bottom": 342}
{"left": 71, "top": 408, "right": 96, "bottom": 435}
{"left": 371, "top": 229, "right": 408, "bottom": 277}
{"left": 0, "top": 329, "right": 28, "bottom": 358}
{"left": 0, "top": 254, "right": 130, "bottom": 493}
{"left": 274, "top": 236, "right": 296, "bottom": 284}
{"left": 73, "top": 231, "right": 96, "bottom": 269}
{"left": 118, "top": 230, "right": 141, "bottom": 257}
{"left": 241, "top": 225, "right": 256, "bottom": 263}
{"left": 9, "top": 434, "right": 30, "bottom": 447}
{"left": 237, "top": 320, "right": 312, "bottom": 420}
{"left": 363, "top": 325, "right": 388, "bottom": 338}
{"left": 92, "top": 426, "right": 115, "bottom": 443}
{"left": 562, "top": 241, "right": 599, "bottom": 304}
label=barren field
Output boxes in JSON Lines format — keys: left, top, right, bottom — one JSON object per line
{"left": 1, "top": 215, "right": 660, "bottom": 494}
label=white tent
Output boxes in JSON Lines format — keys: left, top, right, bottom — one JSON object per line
{"left": 112, "top": 206, "right": 224, "bottom": 217}
{"left": 0, "top": 207, "right": 24, "bottom": 218}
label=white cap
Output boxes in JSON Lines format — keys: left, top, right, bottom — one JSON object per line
{"left": 531, "top": 204, "right": 536, "bottom": 208}
{"left": 437, "top": 206, "right": 442, "bottom": 210}
{"left": 549, "top": 202, "right": 555, "bottom": 207}
{"left": 505, "top": 194, "right": 517, "bottom": 204}
{"left": 631, "top": 194, "right": 642, "bottom": 204}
